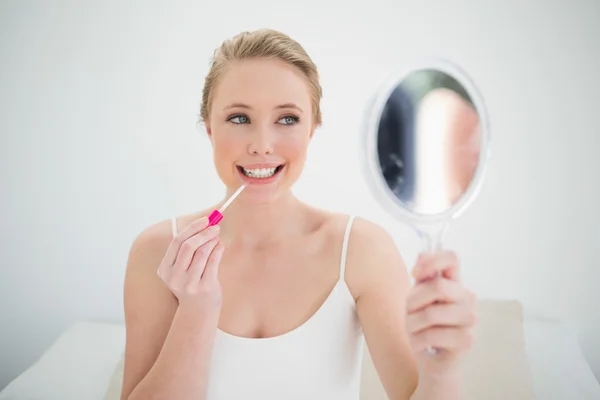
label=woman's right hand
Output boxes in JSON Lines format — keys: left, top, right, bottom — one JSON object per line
{"left": 157, "top": 216, "right": 225, "bottom": 310}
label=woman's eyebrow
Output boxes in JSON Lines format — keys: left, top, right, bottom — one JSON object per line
{"left": 223, "top": 102, "right": 304, "bottom": 112}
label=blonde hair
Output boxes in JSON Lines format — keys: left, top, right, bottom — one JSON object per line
{"left": 200, "top": 29, "right": 322, "bottom": 126}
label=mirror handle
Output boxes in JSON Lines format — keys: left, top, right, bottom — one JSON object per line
{"left": 415, "top": 221, "right": 450, "bottom": 356}
{"left": 417, "top": 221, "right": 449, "bottom": 253}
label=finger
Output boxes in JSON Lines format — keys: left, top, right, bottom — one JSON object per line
{"left": 410, "top": 326, "right": 474, "bottom": 353}
{"left": 413, "top": 251, "right": 460, "bottom": 283}
{"left": 172, "top": 225, "right": 220, "bottom": 272}
{"left": 202, "top": 241, "right": 225, "bottom": 282}
{"left": 162, "top": 216, "right": 210, "bottom": 266}
{"left": 406, "top": 303, "right": 477, "bottom": 334}
{"left": 406, "top": 278, "right": 468, "bottom": 313}
{"left": 188, "top": 238, "right": 219, "bottom": 282}
{"left": 413, "top": 251, "right": 459, "bottom": 281}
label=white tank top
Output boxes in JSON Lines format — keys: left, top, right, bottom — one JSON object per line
{"left": 171, "top": 215, "right": 365, "bottom": 400}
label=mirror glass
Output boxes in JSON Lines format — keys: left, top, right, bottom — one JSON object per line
{"left": 364, "top": 61, "right": 490, "bottom": 224}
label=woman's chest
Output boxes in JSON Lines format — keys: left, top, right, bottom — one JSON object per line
{"left": 216, "top": 242, "right": 342, "bottom": 339}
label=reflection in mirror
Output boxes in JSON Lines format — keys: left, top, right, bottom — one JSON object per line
{"left": 363, "top": 61, "right": 490, "bottom": 354}
{"left": 376, "top": 69, "right": 483, "bottom": 216}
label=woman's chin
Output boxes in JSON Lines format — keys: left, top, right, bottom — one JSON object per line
{"left": 240, "top": 184, "right": 289, "bottom": 204}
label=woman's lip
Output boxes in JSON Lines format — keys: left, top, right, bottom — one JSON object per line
{"left": 237, "top": 163, "right": 284, "bottom": 169}
{"left": 237, "top": 164, "right": 285, "bottom": 184}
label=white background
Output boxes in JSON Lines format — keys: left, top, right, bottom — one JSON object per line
{"left": 1, "top": 0, "right": 599, "bottom": 389}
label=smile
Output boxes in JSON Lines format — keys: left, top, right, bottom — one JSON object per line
{"left": 238, "top": 165, "right": 284, "bottom": 179}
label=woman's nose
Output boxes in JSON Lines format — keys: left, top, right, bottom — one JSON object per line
{"left": 248, "top": 129, "right": 274, "bottom": 155}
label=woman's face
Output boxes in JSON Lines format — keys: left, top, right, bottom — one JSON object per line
{"left": 206, "top": 57, "right": 315, "bottom": 203}
{"left": 415, "top": 87, "right": 481, "bottom": 207}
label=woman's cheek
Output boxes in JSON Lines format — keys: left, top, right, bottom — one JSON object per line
{"left": 278, "top": 131, "right": 310, "bottom": 157}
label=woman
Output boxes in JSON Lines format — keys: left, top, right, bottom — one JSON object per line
{"left": 121, "top": 29, "right": 477, "bottom": 400}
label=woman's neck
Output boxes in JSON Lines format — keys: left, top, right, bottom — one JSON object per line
{"left": 217, "top": 189, "right": 309, "bottom": 247}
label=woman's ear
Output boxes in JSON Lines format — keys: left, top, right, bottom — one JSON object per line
{"left": 197, "top": 118, "right": 212, "bottom": 138}
{"left": 309, "top": 123, "right": 317, "bottom": 139}
{"left": 204, "top": 120, "right": 212, "bottom": 137}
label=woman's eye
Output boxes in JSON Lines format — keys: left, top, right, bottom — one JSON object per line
{"left": 229, "top": 115, "right": 249, "bottom": 124}
{"left": 278, "top": 116, "right": 299, "bottom": 125}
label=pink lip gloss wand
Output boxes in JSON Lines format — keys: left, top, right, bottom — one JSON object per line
{"left": 208, "top": 182, "right": 248, "bottom": 226}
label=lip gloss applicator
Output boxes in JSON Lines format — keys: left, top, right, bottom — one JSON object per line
{"left": 208, "top": 182, "right": 248, "bottom": 226}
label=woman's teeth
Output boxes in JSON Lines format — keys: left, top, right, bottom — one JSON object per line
{"left": 241, "top": 167, "right": 278, "bottom": 178}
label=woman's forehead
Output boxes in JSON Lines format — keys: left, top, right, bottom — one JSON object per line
{"left": 211, "top": 59, "right": 312, "bottom": 111}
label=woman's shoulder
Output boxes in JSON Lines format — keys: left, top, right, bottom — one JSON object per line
{"left": 305, "top": 207, "right": 395, "bottom": 248}
{"left": 340, "top": 214, "right": 407, "bottom": 292}
{"left": 129, "top": 209, "right": 213, "bottom": 262}
{"left": 307, "top": 208, "right": 406, "bottom": 297}
{"left": 307, "top": 207, "right": 389, "bottom": 238}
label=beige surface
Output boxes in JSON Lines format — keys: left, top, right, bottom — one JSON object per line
{"left": 459, "top": 299, "right": 535, "bottom": 399}
{"left": 104, "top": 353, "right": 123, "bottom": 400}
{"left": 105, "top": 300, "right": 535, "bottom": 400}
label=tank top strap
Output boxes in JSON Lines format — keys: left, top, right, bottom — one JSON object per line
{"left": 339, "top": 215, "right": 355, "bottom": 282}
{"left": 171, "top": 216, "right": 178, "bottom": 238}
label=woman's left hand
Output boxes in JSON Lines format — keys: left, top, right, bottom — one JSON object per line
{"left": 405, "top": 250, "right": 477, "bottom": 379}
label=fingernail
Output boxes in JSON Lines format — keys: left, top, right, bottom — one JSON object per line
{"left": 198, "top": 216, "right": 208, "bottom": 225}
{"left": 423, "top": 275, "right": 436, "bottom": 283}
{"left": 210, "top": 225, "right": 220, "bottom": 233}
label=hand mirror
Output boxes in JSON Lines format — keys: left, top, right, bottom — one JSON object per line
{"left": 361, "top": 59, "right": 490, "bottom": 354}
{"left": 362, "top": 59, "right": 490, "bottom": 253}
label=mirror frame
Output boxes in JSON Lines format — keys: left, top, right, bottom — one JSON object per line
{"left": 361, "top": 58, "right": 492, "bottom": 225}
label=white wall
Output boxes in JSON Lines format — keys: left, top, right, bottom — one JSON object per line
{"left": 1, "top": 0, "right": 599, "bottom": 390}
